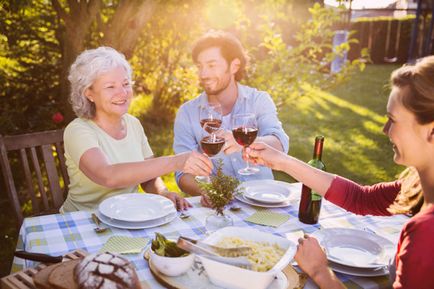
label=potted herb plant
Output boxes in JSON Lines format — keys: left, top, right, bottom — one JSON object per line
{"left": 198, "top": 160, "right": 241, "bottom": 231}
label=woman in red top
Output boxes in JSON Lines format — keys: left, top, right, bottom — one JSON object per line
{"left": 246, "top": 55, "right": 434, "bottom": 289}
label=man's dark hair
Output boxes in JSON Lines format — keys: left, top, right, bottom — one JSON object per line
{"left": 192, "top": 30, "right": 249, "bottom": 81}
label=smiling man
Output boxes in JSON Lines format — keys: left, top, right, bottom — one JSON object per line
{"left": 173, "top": 30, "right": 289, "bottom": 206}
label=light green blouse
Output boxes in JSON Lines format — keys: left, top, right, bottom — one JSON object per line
{"left": 60, "top": 114, "right": 153, "bottom": 212}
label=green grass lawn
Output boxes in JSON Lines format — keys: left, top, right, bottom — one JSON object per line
{"left": 0, "top": 64, "right": 404, "bottom": 277}
{"left": 276, "top": 64, "right": 404, "bottom": 184}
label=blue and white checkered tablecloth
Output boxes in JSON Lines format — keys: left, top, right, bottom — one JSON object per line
{"left": 12, "top": 183, "right": 408, "bottom": 289}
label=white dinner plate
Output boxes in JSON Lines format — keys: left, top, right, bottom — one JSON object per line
{"left": 244, "top": 183, "right": 290, "bottom": 204}
{"left": 329, "top": 260, "right": 389, "bottom": 277}
{"left": 312, "top": 228, "right": 394, "bottom": 269}
{"left": 97, "top": 210, "right": 177, "bottom": 230}
{"left": 99, "top": 193, "right": 176, "bottom": 222}
{"left": 235, "top": 193, "right": 291, "bottom": 208}
{"left": 236, "top": 181, "right": 301, "bottom": 208}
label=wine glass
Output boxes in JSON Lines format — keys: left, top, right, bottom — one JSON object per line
{"left": 200, "top": 123, "right": 225, "bottom": 158}
{"left": 199, "top": 102, "right": 222, "bottom": 132}
{"left": 232, "top": 113, "right": 259, "bottom": 175}
{"left": 195, "top": 123, "right": 225, "bottom": 183}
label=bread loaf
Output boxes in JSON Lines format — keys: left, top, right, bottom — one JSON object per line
{"left": 48, "top": 259, "right": 81, "bottom": 289}
{"left": 33, "top": 262, "right": 62, "bottom": 289}
{"left": 74, "top": 252, "right": 141, "bottom": 289}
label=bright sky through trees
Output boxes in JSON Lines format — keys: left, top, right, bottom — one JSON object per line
{"left": 325, "top": 0, "right": 398, "bottom": 9}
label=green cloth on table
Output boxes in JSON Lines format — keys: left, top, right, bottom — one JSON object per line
{"left": 244, "top": 211, "right": 290, "bottom": 227}
{"left": 100, "top": 236, "right": 149, "bottom": 254}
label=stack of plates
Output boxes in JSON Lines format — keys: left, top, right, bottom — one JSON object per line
{"left": 97, "top": 193, "right": 177, "bottom": 229}
{"left": 312, "top": 228, "right": 394, "bottom": 277}
{"left": 235, "top": 180, "right": 301, "bottom": 208}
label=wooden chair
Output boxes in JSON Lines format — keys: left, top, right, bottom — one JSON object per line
{"left": 0, "top": 129, "right": 69, "bottom": 226}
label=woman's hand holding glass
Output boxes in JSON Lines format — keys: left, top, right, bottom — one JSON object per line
{"left": 176, "top": 151, "right": 213, "bottom": 177}
{"left": 244, "top": 142, "right": 287, "bottom": 171}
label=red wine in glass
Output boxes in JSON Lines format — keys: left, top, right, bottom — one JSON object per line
{"left": 199, "top": 103, "right": 222, "bottom": 132}
{"left": 200, "top": 119, "right": 222, "bottom": 133}
{"left": 195, "top": 123, "right": 225, "bottom": 184}
{"left": 232, "top": 127, "right": 258, "bottom": 147}
{"left": 200, "top": 136, "right": 225, "bottom": 157}
{"left": 232, "top": 113, "right": 260, "bottom": 175}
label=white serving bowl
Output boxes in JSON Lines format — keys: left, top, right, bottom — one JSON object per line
{"left": 197, "top": 226, "right": 296, "bottom": 289}
{"left": 149, "top": 248, "right": 195, "bottom": 277}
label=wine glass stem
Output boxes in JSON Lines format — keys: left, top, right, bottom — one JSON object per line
{"left": 244, "top": 147, "right": 251, "bottom": 170}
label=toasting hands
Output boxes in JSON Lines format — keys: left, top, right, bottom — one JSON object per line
{"left": 177, "top": 151, "right": 213, "bottom": 176}
{"left": 243, "top": 142, "right": 287, "bottom": 171}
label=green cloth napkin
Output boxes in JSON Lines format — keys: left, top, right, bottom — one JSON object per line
{"left": 100, "top": 236, "right": 149, "bottom": 254}
{"left": 245, "top": 211, "right": 290, "bottom": 227}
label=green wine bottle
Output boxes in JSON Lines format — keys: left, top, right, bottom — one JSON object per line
{"left": 298, "top": 136, "right": 326, "bottom": 224}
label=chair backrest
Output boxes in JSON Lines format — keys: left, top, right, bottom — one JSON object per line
{"left": 0, "top": 129, "right": 69, "bottom": 225}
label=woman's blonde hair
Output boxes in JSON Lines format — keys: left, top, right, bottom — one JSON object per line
{"left": 388, "top": 167, "right": 424, "bottom": 216}
{"left": 68, "top": 46, "right": 132, "bottom": 119}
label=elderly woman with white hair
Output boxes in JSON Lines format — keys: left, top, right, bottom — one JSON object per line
{"left": 60, "top": 46, "right": 212, "bottom": 212}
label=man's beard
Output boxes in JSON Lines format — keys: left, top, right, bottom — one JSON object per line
{"left": 201, "top": 75, "right": 232, "bottom": 96}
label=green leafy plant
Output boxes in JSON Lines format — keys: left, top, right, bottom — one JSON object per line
{"left": 198, "top": 160, "right": 241, "bottom": 216}
{"left": 151, "top": 233, "right": 189, "bottom": 257}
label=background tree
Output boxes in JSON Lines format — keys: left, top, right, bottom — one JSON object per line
{"left": 1, "top": 1, "right": 61, "bottom": 133}
{"left": 0, "top": 0, "right": 156, "bottom": 131}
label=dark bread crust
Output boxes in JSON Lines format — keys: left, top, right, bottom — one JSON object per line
{"left": 74, "top": 252, "right": 141, "bottom": 289}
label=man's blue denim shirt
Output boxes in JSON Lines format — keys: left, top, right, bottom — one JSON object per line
{"left": 173, "top": 84, "right": 289, "bottom": 185}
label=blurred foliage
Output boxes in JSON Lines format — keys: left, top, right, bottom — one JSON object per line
{"left": 246, "top": 3, "right": 367, "bottom": 107}
{"left": 129, "top": 1, "right": 203, "bottom": 123}
{"left": 1, "top": 0, "right": 365, "bottom": 135}
{"left": 0, "top": 1, "right": 62, "bottom": 133}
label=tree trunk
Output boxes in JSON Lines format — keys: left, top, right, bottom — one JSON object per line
{"left": 101, "top": 0, "right": 156, "bottom": 58}
{"left": 52, "top": 0, "right": 102, "bottom": 121}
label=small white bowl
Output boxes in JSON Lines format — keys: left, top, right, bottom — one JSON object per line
{"left": 149, "top": 248, "right": 195, "bottom": 277}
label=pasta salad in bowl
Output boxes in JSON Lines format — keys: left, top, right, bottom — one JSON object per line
{"left": 197, "top": 226, "right": 296, "bottom": 289}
